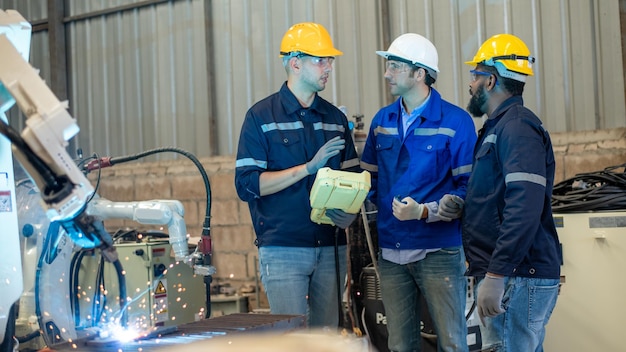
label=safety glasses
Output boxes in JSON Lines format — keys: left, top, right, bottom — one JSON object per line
{"left": 469, "top": 69, "right": 492, "bottom": 82}
{"left": 385, "top": 61, "right": 410, "bottom": 74}
{"left": 299, "top": 55, "right": 335, "bottom": 67}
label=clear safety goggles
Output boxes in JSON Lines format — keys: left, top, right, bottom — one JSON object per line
{"left": 282, "top": 51, "right": 335, "bottom": 67}
{"left": 385, "top": 61, "right": 411, "bottom": 74}
{"left": 301, "top": 56, "right": 335, "bottom": 67}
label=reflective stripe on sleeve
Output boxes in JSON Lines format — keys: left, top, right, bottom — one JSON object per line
{"left": 236, "top": 158, "right": 267, "bottom": 169}
{"left": 452, "top": 164, "right": 472, "bottom": 176}
{"left": 483, "top": 134, "right": 497, "bottom": 145}
{"left": 505, "top": 172, "right": 546, "bottom": 187}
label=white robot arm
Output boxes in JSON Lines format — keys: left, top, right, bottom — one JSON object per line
{"left": 0, "top": 15, "right": 93, "bottom": 223}
{"left": 0, "top": 10, "right": 213, "bottom": 348}
{"left": 0, "top": 10, "right": 30, "bottom": 346}
{"left": 0, "top": 9, "right": 116, "bottom": 347}
{"left": 86, "top": 198, "right": 215, "bottom": 276}
{"left": 87, "top": 198, "right": 193, "bottom": 263}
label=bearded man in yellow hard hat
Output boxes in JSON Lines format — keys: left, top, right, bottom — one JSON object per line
{"left": 463, "top": 33, "right": 561, "bottom": 351}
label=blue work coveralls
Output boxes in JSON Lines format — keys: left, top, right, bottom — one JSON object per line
{"left": 360, "top": 88, "right": 477, "bottom": 250}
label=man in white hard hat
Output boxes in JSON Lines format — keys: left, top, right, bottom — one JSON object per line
{"left": 360, "top": 33, "right": 476, "bottom": 351}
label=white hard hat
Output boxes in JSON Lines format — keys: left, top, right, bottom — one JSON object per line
{"left": 376, "top": 33, "right": 439, "bottom": 80}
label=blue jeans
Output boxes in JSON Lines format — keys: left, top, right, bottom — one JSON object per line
{"left": 258, "top": 245, "right": 346, "bottom": 328}
{"left": 476, "top": 276, "right": 559, "bottom": 352}
{"left": 379, "top": 247, "right": 469, "bottom": 352}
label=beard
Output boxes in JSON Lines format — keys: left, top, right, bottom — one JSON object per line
{"left": 467, "top": 85, "right": 487, "bottom": 117}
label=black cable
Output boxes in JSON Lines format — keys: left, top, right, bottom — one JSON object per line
{"left": 81, "top": 147, "right": 213, "bottom": 317}
{"left": 85, "top": 152, "right": 102, "bottom": 204}
{"left": 334, "top": 228, "right": 342, "bottom": 329}
{"left": 82, "top": 147, "right": 211, "bottom": 238}
{"left": 16, "top": 330, "right": 40, "bottom": 344}
{"left": 0, "top": 304, "right": 16, "bottom": 352}
{"left": 70, "top": 250, "right": 88, "bottom": 327}
{"left": 77, "top": 154, "right": 97, "bottom": 171}
{"left": 93, "top": 257, "right": 106, "bottom": 326}
{"left": 0, "top": 119, "right": 58, "bottom": 189}
{"left": 343, "top": 226, "right": 356, "bottom": 332}
{"left": 0, "top": 119, "right": 79, "bottom": 207}
{"left": 112, "top": 259, "right": 128, "bottom": 327}
{"left": 552, "top": 162, "right": 626, "bottom": 212}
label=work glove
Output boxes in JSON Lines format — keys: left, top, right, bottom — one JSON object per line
{"left": 437, "top": 194, "right": 465, "bottom": 221}
{"left": 392, "top": 196, "right": 425, "bottom": 221}
{"left": 305, "top": 136, "right": 345, "bottom": 175}
{"left": 477, "top": 274, "right": 506, "bottom": 325}
{"left": 325, "top": 209, "right": 357, "bottom": 229}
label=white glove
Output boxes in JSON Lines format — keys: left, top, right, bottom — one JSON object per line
{"left": 392, "top": 196, "right": 425, "bottom": 221}
{"left": 305, "top": 136, "right": 345, "bottom": 175}
{"left": 437, "top": 194, "right": 464, "bottom": 221}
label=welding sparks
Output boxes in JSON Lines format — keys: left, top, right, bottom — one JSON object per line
{"left": 98, "top": 322, "right": 142, "bottom": 343}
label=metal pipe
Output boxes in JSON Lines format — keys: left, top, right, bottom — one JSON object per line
{"left": 205, "top": 0, "right": 219, "bottom": 155}
{"left": 379, "top": 0, "right": 393, "bottom": 106}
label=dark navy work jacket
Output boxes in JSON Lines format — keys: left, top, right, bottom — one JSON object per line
{"left": 463, "top": 96, "right": 561, "bottom": 279}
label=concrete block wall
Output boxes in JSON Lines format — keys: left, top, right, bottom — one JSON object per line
{"left": 552, "top": 128, "right": 626, "bottom": 183}
{"left": 90, "top": 127, "right": 626, "bottom": 310}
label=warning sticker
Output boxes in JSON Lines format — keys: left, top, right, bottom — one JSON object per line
{"left": 152, "top": 247, "right": 166, "bottom": 257}
{"left": 155, "top": 280, "right": 167, "bottom": 296}
{"left": 0, "top": 190, "right": 12, "bottom": 212}
{"left": 154, "top": 279, "right": 169, "bottom": 323}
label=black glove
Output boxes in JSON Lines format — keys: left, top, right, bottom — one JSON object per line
{"left": 305, "top": 136, "right": 345, "bottom": 175}
{"left": 325, "top": 209, "right": 357, "bottom": 229}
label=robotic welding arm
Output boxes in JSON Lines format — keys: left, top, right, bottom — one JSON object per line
{"left": 87, "top": 198, "right": 194, "bottom": 264}
{"left": 0, "top": 9, "right": 119, "bottom": 347}
{"left": 0, "top": 10, "right": 214, "bottom": 348}
{"left": 0, "top": 23, "right": 94, "bottom": 224}
{"left": 0, "top": 10, "right": 30, "bottom": 347}
{"left": 0, "top": 9, "right": 115, "bottom": 252}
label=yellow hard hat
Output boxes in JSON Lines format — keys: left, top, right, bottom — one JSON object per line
{"left": 465, "top": 33, "right": 535, "bottom": 82}
{"left": 279, "top": 22, "right": 343, "bottom": 58}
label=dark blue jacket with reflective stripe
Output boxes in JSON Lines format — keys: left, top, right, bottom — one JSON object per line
{"left": 235, "top": 82, "right": 359, "bottom": 247}
{"left": 462, "top": 95, "right": 561, "bottom": 279}
{"left": 360, "top": 88, "right": 476, "bottom": 250}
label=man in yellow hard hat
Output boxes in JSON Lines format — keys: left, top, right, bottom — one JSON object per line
{"left": 463, "top": 33, "right": 561, "bottom": 351}
{"left": 234, "top": 22, "right": 359, "bottom": 328}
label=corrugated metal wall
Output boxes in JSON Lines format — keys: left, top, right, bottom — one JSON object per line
{"left": 64, "top": 0, "right": 211, "bottom": 159}
{"left": 2, "top": 0, "right": 624, "bottom": 160}
{"left": 211, "top": 0, "right": 386, "bottom": 155}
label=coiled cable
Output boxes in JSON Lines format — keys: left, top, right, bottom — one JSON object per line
{"left": 552, "top": 162, "right": 626, "bottom": 212}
